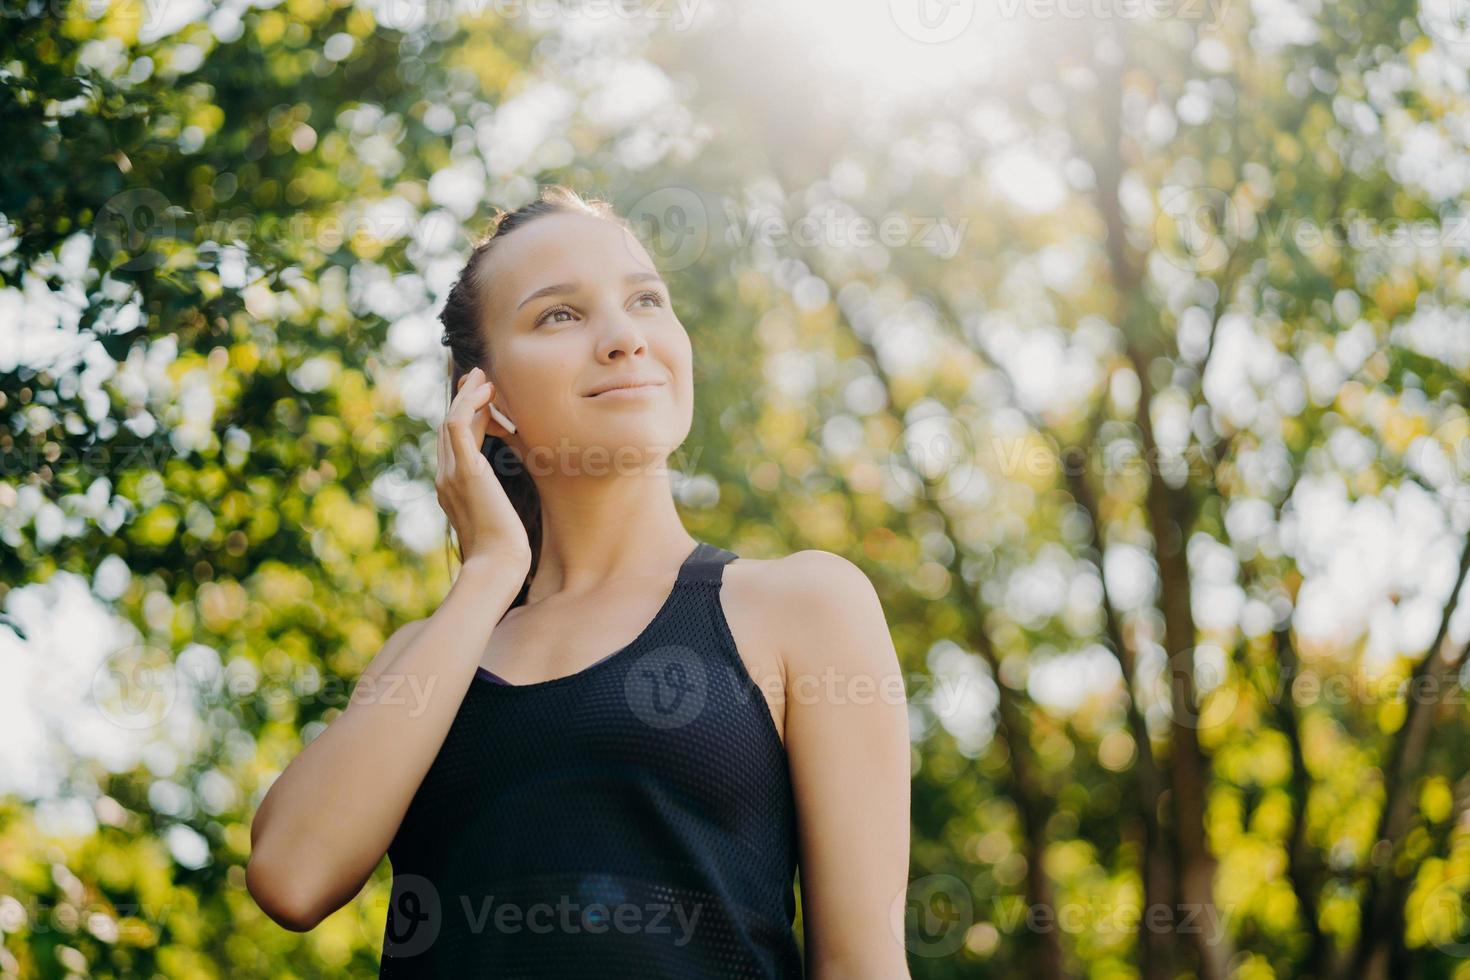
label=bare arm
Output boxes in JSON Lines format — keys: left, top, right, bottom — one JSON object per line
{"left": 245, "top": 557, "right": 524, "bottom": 931}
{"left": 777, "top": 551, "right": 912, "bottom": 978}
{"left": 248, "top": 363, "right": 530, "bottom": 931}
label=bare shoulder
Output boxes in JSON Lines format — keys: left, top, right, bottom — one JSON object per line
{"left": 725, "top": 548, "right": 874, "bottom": 601}
{"left": 721, "top": 549, "right": 894, "bottom": 676}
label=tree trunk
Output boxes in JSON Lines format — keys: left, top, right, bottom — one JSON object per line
{"left": 1347, "top": 533, "right": 1470, "bottom": 977}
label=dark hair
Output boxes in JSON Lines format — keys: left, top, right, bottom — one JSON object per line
{"left": 438, "top": 184, "right": 634, "bottom": 608}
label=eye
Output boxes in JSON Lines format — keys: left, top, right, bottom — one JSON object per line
{"left": 633, "top": 289, "right": 665, "bottom": 308}
{"left": 534, "top": 305, "right": 576, "bottom": 327}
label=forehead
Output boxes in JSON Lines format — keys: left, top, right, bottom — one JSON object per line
{"left": 478, "top": 211, "right": 657, "bottom": 314}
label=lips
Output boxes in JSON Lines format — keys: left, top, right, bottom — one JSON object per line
{"left": 585, "top": 378, "right": 666, "bottom": 397}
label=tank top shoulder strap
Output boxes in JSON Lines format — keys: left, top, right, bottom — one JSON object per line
{"left": 676, "top": 540, "right": 738, "bottom": 585}
{"left": 669, "top": 539, "right": 785, "bottom": 758}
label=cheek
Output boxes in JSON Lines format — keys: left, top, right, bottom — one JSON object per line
{"left": 494, "top": 344, "right": 578, "bottom": 420}
{"left": 666, "top": 324, "right": 694, "bottom": 374}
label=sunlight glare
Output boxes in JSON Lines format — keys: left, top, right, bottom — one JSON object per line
{"left": 750, "top": 0, "right": 1006, "bottom": 99}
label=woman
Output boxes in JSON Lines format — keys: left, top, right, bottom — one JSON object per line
{"left": 246, "top": 186, "right": 912, "bottom": 977}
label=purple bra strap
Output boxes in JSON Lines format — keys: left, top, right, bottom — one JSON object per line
{"left": 475, "top": 647, "right": 621, "bottom": 686}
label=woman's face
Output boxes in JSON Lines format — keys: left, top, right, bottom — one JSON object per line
{"left": 475, "top": 210, "right": 694, "bottom": 479}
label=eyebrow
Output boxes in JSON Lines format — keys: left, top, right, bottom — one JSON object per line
{"left": 515, "top": 271, "right": 666, "bottom": 311}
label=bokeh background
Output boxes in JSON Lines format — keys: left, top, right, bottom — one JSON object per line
{"left": 4, "top": 0, "right": 1470, "bottom": 976}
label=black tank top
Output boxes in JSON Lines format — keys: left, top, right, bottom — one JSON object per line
{"left": 378, "top": 540, "right": 804, "bottom": 978}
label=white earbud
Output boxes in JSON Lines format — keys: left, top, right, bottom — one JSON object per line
{"left": 486, "top": 400, "right": 517, "bottom": 434}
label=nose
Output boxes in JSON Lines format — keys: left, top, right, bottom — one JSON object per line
{"left": 596, "top": 310, "right": 649, "bottom": 362}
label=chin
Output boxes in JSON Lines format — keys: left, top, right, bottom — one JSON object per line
{"left": 577, "top": 420, "right": 690, "bottom": 460}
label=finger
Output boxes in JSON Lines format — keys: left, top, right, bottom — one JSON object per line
{"left": 455, "top": 382, "right": 494, "bottom": 450}
{"left": 451, "top": 367, "right": 484, "bottom": 410}
{"left": 449, "top": 414, "right": 487, "bottom": 477}
{"left": 452, "top": 423, "right": 482, "bottom": 478}
{"left": 450, "top": 378, "right": 490, "bottom": 425}
{"left": 448, "top": 375, "right": 473, "bottom": 420}
{"left": 439, "top": 421, "right": 454, "bottom": 481}
{"left": 468, "top": 390, "right": 494, "bottom": 466}
{"left": 449, "top": 380, "right": 474, "bottom": 418}
{"left": 468, "top": 384, "right": 493, "bottom": 448}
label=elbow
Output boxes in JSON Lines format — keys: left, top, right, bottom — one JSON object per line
{"left": 246, "top": 849, "right": 327, "bottom": 932}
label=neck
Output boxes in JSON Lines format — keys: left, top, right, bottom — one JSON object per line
{"left": 525, "top": 467, "right": 697, "bottom": 601}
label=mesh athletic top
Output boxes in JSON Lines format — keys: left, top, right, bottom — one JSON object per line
{"left": 378, "top": 540, "right": 803, "bottom": 978}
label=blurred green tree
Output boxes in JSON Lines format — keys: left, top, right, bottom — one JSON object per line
{"left": 4, "top": 0, "right": 1470, "bottom": 978}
